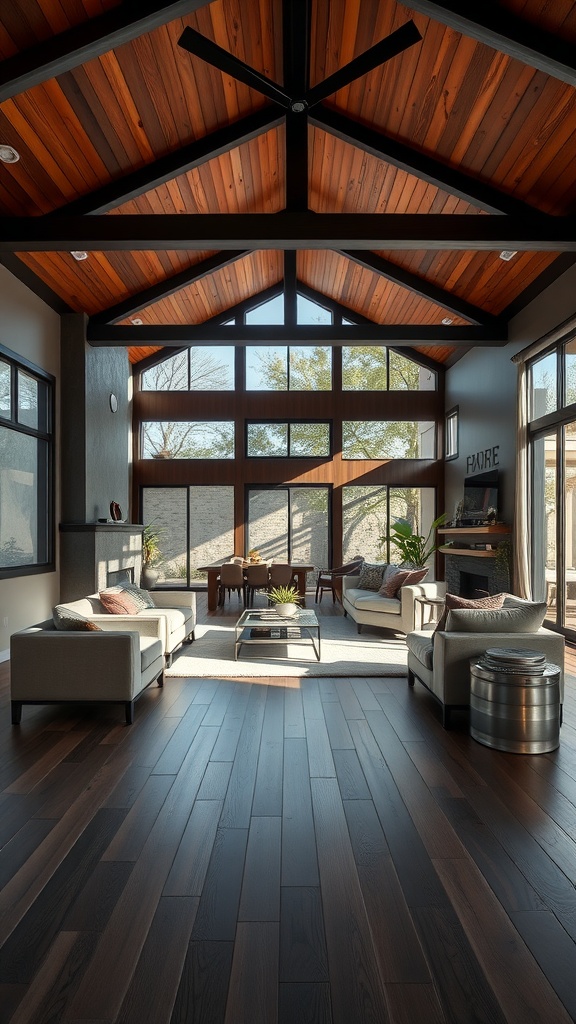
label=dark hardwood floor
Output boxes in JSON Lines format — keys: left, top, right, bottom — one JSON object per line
{"left": 1, "top": 594, "right": 576, "bottom": 1023}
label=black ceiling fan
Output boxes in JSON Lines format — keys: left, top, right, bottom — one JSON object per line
{"left": 178, "top": 16, "right": 422, "bottom": 115}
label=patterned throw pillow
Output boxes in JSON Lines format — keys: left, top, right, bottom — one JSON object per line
{"left": 356, "top": 562, "right": 387, "bottom": 592}
{"left": 99, "top": 587, "right": 140, "bottom": 615}
{"left": 118, "top": 582, "right": 156, "bottom": 611}
{"left": 53, "top": 606, "right": 103, "bottom": 631}
{"left": 435, "top": 591, "right": 505, "bottom": 632}
{"left": 379, "top": 566, "right": 428, "bottom": 597}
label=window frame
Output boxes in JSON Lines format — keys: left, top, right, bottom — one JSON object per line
{"left": 0, "top": 343, "right": 55, "bottom": 580}
{"left": 445, "top": 406, "right": 459, "bottom": 461}
{"left": 245, "top": 420, "right": 332, "bottom": 458}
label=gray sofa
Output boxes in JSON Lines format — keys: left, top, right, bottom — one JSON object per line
{"left": 342, "top": 573, "right": 446, "bottom": 635}
{"left": 406, "top": 599, "right": 565, "bottom": 727}
{"left": 10, "top": 621, "right": 165, "bottom": 725}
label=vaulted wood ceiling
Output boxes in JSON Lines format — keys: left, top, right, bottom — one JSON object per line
{"left": 1, "top": 0, "right": 576, "bottom": 367}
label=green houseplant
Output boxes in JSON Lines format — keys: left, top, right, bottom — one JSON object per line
{"left": 382, "top": 513, "right": 448, "bottom": 568}
{"left": 268, "top": 584, "right": 302, "bottom": 616}
{"left": 141, "top": 522, "right": 162, "bottom": 589}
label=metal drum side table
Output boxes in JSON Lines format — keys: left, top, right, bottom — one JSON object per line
{"left": 470, "top": 647, "right": 561, "bottom": 754}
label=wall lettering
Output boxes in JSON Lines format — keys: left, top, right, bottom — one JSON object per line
{"left": 466, "top": 446, "right": 499, "bottom": 474}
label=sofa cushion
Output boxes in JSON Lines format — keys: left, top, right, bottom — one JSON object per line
{"left": 136, "top": 606, "right": 190, "bottom": 635}
{"left": 140, "top": 636, "right": 163, "bottom": 672}
{"left": 435, "top": 591, "right": 505, "bottom": 631}
{"left": 356, "top": 562, "right": 387, "bottom": 591}
{"left": 118, "top": 582, "right": 156, "bottom": 611}
{"left": 406, "top": 630, "right": 434, "bottom": 670}
{"left": 380, "top": 566, "right": 428, "bottom": 597}
{"left": 445, "top": 602, "right": 547, "bottom": 633}
{"left": 53, "top": 605, "right": 103, "bottom": 632}
{"left": 99, "top": 587, "right": 140, "bottom": 615}
{"left": 350, "top": 590, "right": 401, "bottom": 614}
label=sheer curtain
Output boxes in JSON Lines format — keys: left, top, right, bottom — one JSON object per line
{"left": 512, "top": 359, "right": 531, "bottom": 597}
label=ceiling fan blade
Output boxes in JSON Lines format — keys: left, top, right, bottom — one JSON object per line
{"left": 305, "top": 20, "right": 422, "bottom": 108}
{"left": 178, "top": 26, "right": 291, "bottom": 108}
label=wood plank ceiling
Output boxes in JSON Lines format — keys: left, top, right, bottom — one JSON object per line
{"left": 1, "top": 0, "right": 576, "bottom": 366}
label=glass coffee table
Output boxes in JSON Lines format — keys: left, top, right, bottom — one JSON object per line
{"left": 234, "top": 608, "right": 321, "bottom": 662}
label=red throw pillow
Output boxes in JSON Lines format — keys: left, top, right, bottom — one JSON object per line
{"left": 435, "top": 591, "right": 505, "bottom": 632}
{"left": 379, "top": 567, "right": 428, "bottom": 598}
{"left": 99, "top": 588, "right": 139, "bottom": 615}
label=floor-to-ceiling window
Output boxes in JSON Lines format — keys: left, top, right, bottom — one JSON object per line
{"left": 133, "top": 289, "right": 444, "bottom": 589}
{"left": 529, "top": 335, "right": 576, "bottom": 637}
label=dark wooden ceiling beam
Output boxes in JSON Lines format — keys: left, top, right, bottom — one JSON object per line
{"left": 311, "top": 106, "right": 547, "bottom": 218}
{"left": 0, "top": 1, "right": 214, "bottom": 103}
{"left": 53, "top": 108, "right": 283, "bottom": 216}
{"left": 397, "top": 1, "right": 576, "bottom": 87}
{"left": 87, "top": 323, "right": 507, "bottom": 345}
{"left": 283, "top": 0, "right": 310, "bottom": 210}
{"left": 92, "top": 250, "right": 250, "bottom": 324}
{"left": 4, "top": 213, "right": 576, "bottom": 251}
{"left": 338, "top": 249, "right": 497, "bottom": 326}
{"left": 284, "top": 251, "right": 298, "bottom": 327}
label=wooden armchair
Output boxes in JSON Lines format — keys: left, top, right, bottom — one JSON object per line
{"left": 315, "top": 556, "right": 364, "bottom": 603}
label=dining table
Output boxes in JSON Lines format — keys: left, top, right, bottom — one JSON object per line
{"left": 198, "top": 559, "right": 314, "bottom": 611}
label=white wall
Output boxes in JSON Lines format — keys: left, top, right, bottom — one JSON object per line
{"left": 0, "top": 264, "right": 60, "bottom": 658}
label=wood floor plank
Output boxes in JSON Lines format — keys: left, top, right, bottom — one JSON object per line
{"left": 348, "top": 718, "right": 449, "bottom": 909}
{"left": 191, "top": 827, "right": 249, "bottom": 941}
{"left": 343, "top": 798, "right": 434, "bottom": 985}
{"left": 238, "top": 816, "right": 281, "bottom": 922}
{"left": 434, "top": 856, "right": 574, "bottom": 1023}
{"left": 209, "top": 683, "right": 252, "bottom": 761}
{"left": 224, "top": 922, "right": 279, "bottom": 1024}
{"left": 509, "top": 909, "right": 576, "bottom": 1021}
{"left": 196, "top": 760, "right": 232, "bottom": 800}
{"left": 384, "top": 982, "right": 446, "bottom": 1023}
{"left": 333, "top": 748, "right": 371, "bottom": 800}
{"left": 6, "top": 930, "right": 98, "bottom": 1024}
{"left": 3, "top": 731, "right": 90, "bottom": 795}
{"left": 117, "top": 896, "right": 199, "bottom": 1024}
{"left": 278, "top": 982, "right": 332, "bottom": 1024}
{"left": 311, "top": 776, "right": 391, "bottom": 1024}
{"left": 219, "top": 685, "right": 267, "bottom": 828}
{"left": 0, "top": 808, "right": 126, "bottom": 985}
{"left": 279, "top": 886, "right": 329, "bottom": 984}
{"left": 350, "top": 677, "right": 386, "bottom": 711}
{"left": 163, "top": 800, "right": 223, "bottom": 897}
{"left": 252, "top": 686, "right": 285, "bottom": 816}
{"left": 282, "top": 737, "right": 320, "bottom": 887}
{"left": 323, "top": 700, "right": 354, "bottom": 750}
{"left": 64, "top": 727, "right": 219, "bottom": 1020}
{"left": 284, "top": 685, "right": 305, "bottom": 738}
{"left": 102, "top": 774, "right": 175, "bottom": 862}
{"left": 152, "top": 703, "right": 210, "bottom": 775}
{"left": 170, "top": 940, "right": 234, "bottom": 1024}
{"left": 335, "top": 679, "right": 365, "bottom": 721}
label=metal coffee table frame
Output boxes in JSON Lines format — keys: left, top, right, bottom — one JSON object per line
{"left": 234, "top": 609, "right": 321, "bottom": 662}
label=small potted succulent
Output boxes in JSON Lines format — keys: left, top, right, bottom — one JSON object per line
{"left": 268, "top": 584, "right": 302, "bottom": 617}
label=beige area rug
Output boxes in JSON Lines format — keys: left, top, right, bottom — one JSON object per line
{"left": 165, "top": 611, "right": 408, "bottom": 678}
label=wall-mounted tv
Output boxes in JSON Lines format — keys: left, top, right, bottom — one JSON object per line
{"left": 463, "top": 469, "right": 499, "bottom": 520}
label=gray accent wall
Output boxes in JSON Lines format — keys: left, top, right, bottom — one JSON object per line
{"left": 445, "top": 262, "right": 576, "bottom": 525}
{"left": 61, "top": 313, "right": 130, "bottom": 523}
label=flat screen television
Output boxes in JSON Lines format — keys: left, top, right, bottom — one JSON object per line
{"left": 463, "top": 469, "right": 499, "bottom": 520}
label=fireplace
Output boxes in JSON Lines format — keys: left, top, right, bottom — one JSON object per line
{"left": 59, "top": 522, "right": 143, "bottom": 601}
{"left": 459, "top": 571, "right": 490, "bottom": 599}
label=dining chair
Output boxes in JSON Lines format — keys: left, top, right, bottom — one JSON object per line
{"left": 315, "top": 556, "right": 364, "bottom": 603}
{"left": 268, "top": 563, "right": 294, "bottom": 589}
{"left": 217, "top": 562, "right": 245, "bottom": 607}
{"left": 244, "top": 562, "right": 269, "bottom": 607}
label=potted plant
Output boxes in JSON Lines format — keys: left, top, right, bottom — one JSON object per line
{"left": 268, "top": 584, "right": 302, "bottom": 616}
{"left": 381, "top": 513, "right": 448, "bottom": 568}
{"left": 141, "top": 522, "right": 162, "bottom": 589}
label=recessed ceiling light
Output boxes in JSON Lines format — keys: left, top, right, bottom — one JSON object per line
{"left": 441, "top": 317, "right": 453, "bottom": 325}
{"left": 499, "top": 250, "right": 518, "bottom": 261}
{"left": 0, "top": 144, "right": 20, "bottom": 163}
{"left": 70, "top": 250, "right": 88, "bottom": 261}
{"left": 131, "top": 317, "right": 143, "bottom": 325}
